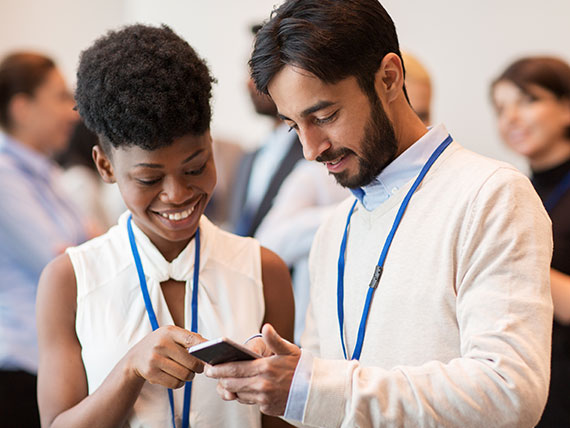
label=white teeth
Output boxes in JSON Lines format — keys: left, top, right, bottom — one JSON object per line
{"left": 160, "top": 206, "right": 194, "bottom": 221}
{"left": 328, "top": 158, "right": 342, "bottom": 166}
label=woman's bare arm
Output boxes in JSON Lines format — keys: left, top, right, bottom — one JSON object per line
{"left": 36, "top": 254, "right": 205, "bottom": 428}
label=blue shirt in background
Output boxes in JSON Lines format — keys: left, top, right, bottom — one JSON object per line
{"left": 0, "top": 132, "right": 87, "bottom": 374}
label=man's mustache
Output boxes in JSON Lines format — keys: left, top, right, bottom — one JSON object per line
{"left": 316, "top": 147, "right": 354, "bottom": 163}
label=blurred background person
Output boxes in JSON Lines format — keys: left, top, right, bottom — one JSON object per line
{"left": 229, "top": 54, "right": 304, "bottom": 236}
{"left": 491, "top": 56, "right": 570, "bottom": 427}
{"left": 229, "top": 24, "right": 349, "bottom": 343}
{"left": 203, "top": 137, "right": 245, "bottom": 229}
{"left": 402, "top": 51, "right": 433, "bottom": 126}
{"left": 0, "top": 51, "right": 89, "bottom": 427}
{"left": 56, "top": 120, "right": 125, "bottom": 233}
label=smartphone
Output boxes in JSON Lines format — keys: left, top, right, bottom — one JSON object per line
{"left": 188, "top": 337, "right": 261, "bottom": 365}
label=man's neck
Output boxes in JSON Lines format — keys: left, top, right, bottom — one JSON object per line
{"left": 392, "top": 104, "right": 429, "bottom": 158}
{"left": 8, "top": 129, "right": 49, "bottom": 156}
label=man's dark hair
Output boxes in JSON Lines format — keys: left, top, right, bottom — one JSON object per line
{"left": 492, "top": 56, "right": 570, "bottom": 139}
{"left": 75, "top": 24, "right": 215, "bottom": 152}
{"left": 249, "top": 0, "right": 406, "bottom": 102}
{"left": 0, "top": 52, "right": 55, "bottom": 131}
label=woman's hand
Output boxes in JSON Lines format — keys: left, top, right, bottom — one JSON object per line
{"left": 125, "top": 326, "right": 207, "bottom": 389}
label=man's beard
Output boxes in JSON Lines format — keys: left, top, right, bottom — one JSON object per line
{"left": 318, "top": 95, "right": 398, "bottom": 188}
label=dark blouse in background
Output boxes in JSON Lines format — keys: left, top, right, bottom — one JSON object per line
{"left": 533, "top": 157, "right": 570, "bottom": 428}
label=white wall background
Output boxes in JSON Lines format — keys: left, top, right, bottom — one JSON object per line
{"left": 0, "top": 0, "right": 125, "bottom": 89}
{"left": 2, "top": 0, "right": 569, "bottom": 172}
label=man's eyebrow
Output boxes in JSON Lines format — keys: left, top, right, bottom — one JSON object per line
{"left": 277, "top": 113, "right": 292, "bottom": 122}
{"left": 301, "top": 101, "right": 335, "bottom": 118}
{"left": 277, "top": 100, "right": 336, "bottom": 122}
{"left": 134, "top": 149, "right": 204, "bottom": 168}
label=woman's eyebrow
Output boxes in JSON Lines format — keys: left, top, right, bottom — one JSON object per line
{"left": 134, "top": 149, "right": 205, "bottom": 168}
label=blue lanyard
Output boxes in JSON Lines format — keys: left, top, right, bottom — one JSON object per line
{"left": 127, "top": 214, "right": 199, "bottom": 428}
{"left": 337, "top": 135, "right": 453, "bottom": 360}
{"left": 541, "top": 170, "right": 570, "bottom": 213}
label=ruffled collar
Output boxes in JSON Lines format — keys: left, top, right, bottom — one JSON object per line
{"left": 118, "top": 211, "right": 211, "bottom": 282}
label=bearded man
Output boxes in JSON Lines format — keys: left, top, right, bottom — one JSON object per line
{"left": 206, "top": 1, "right": 554, "bottom": 426}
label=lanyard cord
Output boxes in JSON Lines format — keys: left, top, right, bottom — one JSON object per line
{"left": 127, "top": 214, "right": 199, "bottom": 428}
{"left": 337, "top": 135, "right": 453, "bottom": 360}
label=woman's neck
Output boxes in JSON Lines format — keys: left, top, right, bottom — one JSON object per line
{"left": 158, "top": 239, "right": 192, "bottom": 263}
{"left": 530, "top": 140, "right": 570, "bottom": 172}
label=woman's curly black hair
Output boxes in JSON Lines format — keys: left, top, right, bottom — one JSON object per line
{"left": 75, "top": 24, "right": 215, "bottom": 152}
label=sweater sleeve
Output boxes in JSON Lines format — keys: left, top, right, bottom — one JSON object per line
{"left": 301, "top": 168, "right": 553, "bottom": 428}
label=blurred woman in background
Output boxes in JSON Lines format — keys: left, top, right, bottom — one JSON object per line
{"left": 0, "top": 52, "right": 88, "bottom": 427}
{"left": 492, "top": 56, "right": 570, "bottom": 427}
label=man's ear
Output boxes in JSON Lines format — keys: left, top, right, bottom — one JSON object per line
{"left": 374, "top": 52, "right": 404, "bottom": 104}
{"left": 92, "top": 145, "right": 116, "bottom": 183}
{"left": 8, "top": 93, "right": 31, "bottom": 129}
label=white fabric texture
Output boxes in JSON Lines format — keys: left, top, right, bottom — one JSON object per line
{"left": 67, "top": 212, "right": 264, "bottom": 428}
{"left": 285, "top": 124, "right": 452, "bottom": 421}
{"left": 298, "top": 141, "right": 553, "bottom": 427}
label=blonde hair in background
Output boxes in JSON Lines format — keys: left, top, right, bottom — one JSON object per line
{"left": 402, "top": 51, "right": 432, "bottom": 125}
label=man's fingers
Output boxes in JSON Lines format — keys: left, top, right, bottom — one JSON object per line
{"left": 218, "top": 375, "right": 258, "bottom": 393}
{"left": 246, "top": 337, "right": 269, "bottom": 356}
{"left": 216, "top": 382, "right": 238, "bottom": 401}
{"left": 262, "top": 323, "right": 297, "bottom": 356}
{"left": 236, "top": 393, "right": 258, "bottom": 406}
{"left": 205, "top": 359, "right": 260, "bottom": 379}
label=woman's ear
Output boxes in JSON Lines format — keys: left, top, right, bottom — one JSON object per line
{"left": 92, "top": 145, "right": 116, "bottom": 183}
{"left": 374, "top": 52, "right": 404, "bottom": 104}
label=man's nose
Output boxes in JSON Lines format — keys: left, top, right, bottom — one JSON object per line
{"left": 298, "top": 126, "right": 332, "bottom": 162}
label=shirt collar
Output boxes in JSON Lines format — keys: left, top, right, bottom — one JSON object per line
{"left": 350, "top": 123, "right": 450, "bottom": 211}
{"left": 0, "top": 132, "right": 56, "bottom": 180}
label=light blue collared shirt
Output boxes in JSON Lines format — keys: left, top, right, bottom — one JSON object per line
{"left": 0, "top": 133, "right": 87, "bottom": 373}
{"left": 350, "top": 124, "right": 450, "bottom": 211}
{"left": 284, "top": 123, "right": 452, "bottom": 422}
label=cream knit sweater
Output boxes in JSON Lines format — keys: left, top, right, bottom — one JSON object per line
{"left": 302, "top": 142, "right": 553, "bottom": 427}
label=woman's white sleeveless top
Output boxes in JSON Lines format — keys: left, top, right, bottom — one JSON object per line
{"left": 67, "top": 212, "right": 264, "bottom": 427}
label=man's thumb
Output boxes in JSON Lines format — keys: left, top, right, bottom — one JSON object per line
{"left": 262, "top": 323, "right": 296, "bottom": 355}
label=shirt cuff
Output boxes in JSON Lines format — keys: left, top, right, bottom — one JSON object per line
{"left": 283, "top": 349, "right": 313, "bottom": 422}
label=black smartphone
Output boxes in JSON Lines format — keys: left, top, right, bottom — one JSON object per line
{"left": 188, "top": 337, "right": 261, "bottom": 365}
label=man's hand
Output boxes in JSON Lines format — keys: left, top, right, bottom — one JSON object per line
{"left": 205, "top": 323, "right": 301, "bottom": 416}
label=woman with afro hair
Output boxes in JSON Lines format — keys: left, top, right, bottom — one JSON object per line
{"left": 36, "top": 24, "right": 294, "bottom": 428}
